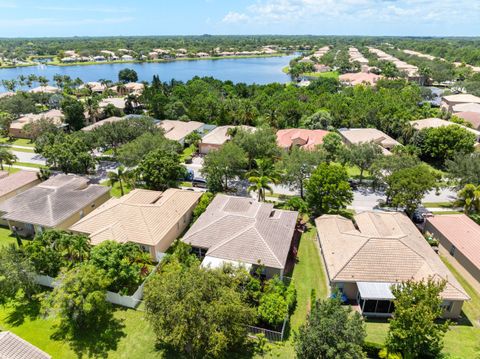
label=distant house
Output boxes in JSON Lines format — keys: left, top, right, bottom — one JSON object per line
{"left": 28, "top": 85, "right": 59, "bottom": 94}
{"left": 455, "top": 111, "right": 480, "bottom": 130}
{"left": 425, "top": 214, "right": 480, "bottom": 285}
{"left": 81, "top": 116, "right": 125, "bottom": 131}
{"left": 182, "top": 194, "right": 299, "bottom": 278}
{"left": 276, "top": 128, "right": 330, "bottom": 151}
{"left": 0, "top": 331, "right": 51, "bottom": 359}
{"left": 0, "top": 171, "right": 40, "bottom": 226}
{"left": 339, "top": 128, "right": 400, "bottom": 155}
{"left": 315, "top": 212, "right": 469, "bottom": 318}
{"left": 9, "top": 109, "right": 64, "bottom": 138}
{"left": 410, "top": 118, "right": 480, "bottom": 141}
{"left": 158, "top": 120, "right": 206, "bottom": 145}
{"left": 70, "top": 189, "right": 202, "bottom": 261}
{"left": 339, "top": 72, "right": 381, "bottom": 86}
{"left": 0, "top": 174, "right": 110, "bottom": 237}
{"left": 441, "top": 94, "right": 480, "bottom": 112}
{"left": 314, "top": 64, "right": 331, "bottom": 73}
{"left": 99, "top": 97, "right": 126, "bottom": 110}
{"left": 79, "top": 82, "right": 107, "bottom": 93}
{"left": 199, "top": 125, "right": 255, "bottom": 154}
{"left": 299, "top": 57, "right": 314, "bottom": 64}
{"left": 121, "top": 55, "right": 134, "bottom": 61}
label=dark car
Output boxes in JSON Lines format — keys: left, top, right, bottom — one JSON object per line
{"left": 409, "top": 207, "right": 432, "bottom": 224}
{"left": 192, "top": 177, "right": 207, "bottom": 188}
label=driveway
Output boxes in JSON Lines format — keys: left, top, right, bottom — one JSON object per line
{"left": 12, "top": 150, "right": 46, "bottom": 165}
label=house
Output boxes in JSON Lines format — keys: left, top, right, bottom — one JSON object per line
{"left": 442, "top": 94, "right": 480, "bottom": 112}
{"left": 410, "top": 118, "right": 480, "bottom": 141}
{"left": 121, "top": 55, "right": 134, "bottom": 61}
{"left": 199, "top": 125, "right": 255, "bottom": 154}
{"left": 99, "top": 97, "right": 126, "bottom": 110}
{"left": 339, "top": 72, "right": 381, "bottom": 86}
{"left": 339, "top": 128, "right": 400, "bottom": 155}
{"left": 425, "top": 215, "right": 480, "bottom": 285}
{"left": 79, "top": 82, "right": 107, "bottom": 93}
{"left": 28, "top": 85, "right": 59, "bottom": 94}
{"left": 315, "top": 212, "right": 469, "bottom": 318}
{"left": 81, "top": 116, "right": 124, "bottom": 131}
{"left": 0, "top": 174, "right": 110, "bottom": 237}
{"left": 158, "top": 120, "right": 206, "bottom": 145}
{"left": 124, "top": 82, "right": 144, "bottom": 95}
{"left": 455, "top": 112, "right": 480, "bottom": 130}
{"left": 182, "top": 194, "right": 299, "bottom": 278}
{"left": 276, "top": 128, "right": 330, "bottom": 151}
{"left": 452, "top": 102, "right": 480, "bottom": 113}
{"left": 0, "top": 331, "right": 51, "bottom": 359}
{"left": 314, "top": 64, "right": 331, "bottom": 73}
{"left": 9, "top": 109, "right": 64, "bottom": 138}
{"left": 0, "top": 171, "right": 40, "bottom": 226}
{"left": 70, "top": 189, "right": 201, "bottom": 260}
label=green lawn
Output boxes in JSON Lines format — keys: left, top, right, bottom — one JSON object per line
{"left": 422, "top": 202, "right": 454, "bottom": 208}
{"left": 0, "top": 137, "right": 35, "bottom": 147}
{"left": 13, "top": 162, "right": 46, "bottom": 169}
{"left": 0, "top": 145, "right": 35, "bottom": 153}
{"left": 180, "top": 145, "right": 196, "bottom": 162}
{"left": 0, "top": 226, "right": 17, "bottom": 248}
{"left": 100, "top": 180, "right": 131, "bottom": 198}
{"left": 303, "top": 71, "right": 339, "bottom": 79}
{"left": 2, "top": 166, "right": 20, "bottom": 174}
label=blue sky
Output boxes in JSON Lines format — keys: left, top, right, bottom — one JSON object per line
{"left": 0, "top": 0, "right": 479, "bottom": 37}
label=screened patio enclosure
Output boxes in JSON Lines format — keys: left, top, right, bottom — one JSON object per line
{"left": 356, "top": 282, "right": 396, "bottom": 317}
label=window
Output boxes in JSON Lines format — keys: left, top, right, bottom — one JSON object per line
{"left": 450, "top": 245, "right": 456, "bottom": 256}
{"left": 441, "top": 301, "right": 453, "bottom": 312}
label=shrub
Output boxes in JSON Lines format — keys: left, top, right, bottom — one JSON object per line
{"left": 258, "top": 292, "right": 288, "bottom": 327}
{"left": 379, "top": 348, "right": 402, "bottom": 359}
{"left": 363, "top": 341, "right": 384, "bottom": 358}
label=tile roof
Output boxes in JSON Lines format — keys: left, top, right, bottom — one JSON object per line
{"left": 0, "top": 331, "right": 51, "bottom": 359}
{"left": 27, "top": 86, "right": 59, "bottom": 94}
{"left": 426, "top": 215, "right": 480, "bottom": 271}
{"left": 443, "top": 94, "right": 480, "bottom": 104}
{"left": 0, "top": 174, "right": 110, "bottom": 227}
{"left": 99, "top": 97, "right": 126, "bottom": 109}
{"left": 315, "top": 212, "right": 469, "bottom": 301}
{"left": 410, "top": 118, "right": 480, "bottom": 137}
{"left": 158, "top": 120, "right": 205, "bottom": 141}
{"left": 201, "top": 125, "right": 255, "bottom": 146}
{"left": 70, "top": 189, "right": 201, "bottom": 247}
{"left": 455, "top": 111, "right": 480, "bottom": 130}
{"left": 0, "top": 171, "right": 39, "bottom": 198}
{"left": 339, "top": 72, "right": 381, "bottom": 86}
{"left": 339, "top": 128, "right": 400, "bottom": 154}
{"left": 182, "top": 194, "right": 298, "bottom": 269}
{"left": 10, "top": 110, "right": 63, "bottom": 131}
{"left": 452, "top": 102, "right": 480, "bottom": 113}
{"left": 81, "top": 116, "right": 124, "bottom": 131}
{"left": 277, "top": 128, "right": 330, "bottom": 150}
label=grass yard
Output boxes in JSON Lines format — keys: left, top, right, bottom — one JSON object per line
{"left": 0, "top": 137, "right": 35, "bottom": 147}
{"left": 180, "top": 145, "right": 196, "bottom": 162}
{"left": 2, "top": 166, "right": 20, "bottom": 174}
{"left": 0, "top": 145, "right": 35, "bottom": 153}
{"left": 303, "top": 71, "right": 339, "bottom": 79}
{"left": 0, "top": 226, "right": 17, "bottom": 248}
{"left": 13, "top": 161, "right": 46, "bottom": 169}
{"left": 422, "top": 202, "right": 454, "bottom": 208}
{"left": 431, "top": 210, "right": 463, "bottom": 215}
{"left": 100, "top": 180, "right": 131, "bottom": 198}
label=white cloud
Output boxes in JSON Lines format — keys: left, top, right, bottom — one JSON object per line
{"left": 222, "top": 11, "right": 249, "bottom": 23}
{"left": 221, "top": 0, "right": 480, "bottom": 26}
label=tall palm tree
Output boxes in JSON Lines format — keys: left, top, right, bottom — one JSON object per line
{"left": 85, "top": 97, "right": 100, "bottom": 123}
{"left": 246, "top": 159, "right": 281, "bottom": 202}
{"left": 0, "top": 148, "right": 17, "bottom": 170}
{"left": 108, "top": 166, "right": 131, "bottom": 196}
{"left": 456, "top": 184, "right": 480, "bottom": 214}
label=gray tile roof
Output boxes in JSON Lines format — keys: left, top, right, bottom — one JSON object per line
{"left": 0, "top": 174, "right": 109, "bottom": 227}
{"left": 182, "top": 194, "right": 298, "bottom": 269}
{"left": 0, "top": 331, "right": 51, "bottom": 359}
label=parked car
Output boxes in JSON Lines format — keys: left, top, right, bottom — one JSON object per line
{"left": 192, "top": 177, "right": 207, "bottom": 188}
{"left": 408, "top": 207, "right": 433, "bottom": 224}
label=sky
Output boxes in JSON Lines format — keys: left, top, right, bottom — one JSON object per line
{"left": 0, "top": 0, "right": 479, "bottom": 37}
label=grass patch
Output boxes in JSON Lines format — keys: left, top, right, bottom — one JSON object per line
{"left": 422, "top": 202, "right": 454, "bottom": 208}
{"left": 431, "top": 210, "right": 463, "bottom": 215}
{"left": 0, "top": 145, "right": 35, "bottom": 153}
{"left": 2, "top": 166, "right": 20, "bottom": 174}
{"left": 13, "top": 162, "right": 46, "bottom": 169}
{"left": 100, "top": 180, "right": 131, "bottom": 198}
{"left": 0, "top": 137, "right": 35, "bottom": 147}
{"left": 178, "top": 181, "right": 193, "bottom": 187}
{"left": 303, "top": 71, "right": 339, "bottom": 79}
{"left": 469, "top": 214, "right": 480, "bottom": 225}
{"left": 180, "top": 145, "right": 196, "bottom": 162}
{"left": 0, "top": 226, "right": 18, "bottom": 248}
{"left": 344, "top": 165, "right": 373, "bottom": 180}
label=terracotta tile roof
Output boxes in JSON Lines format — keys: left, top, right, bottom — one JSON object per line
{"left": 455, "top": 112, "right": 480, "bottom": 130}
{"left": 70, "top": 189, "right": 202, "bottom": 248}
{"left": 99, "top": 97, "right": 126, "bottom": 109}
{"left": 339, "top": 72, "right": 381, "bottom": 86}
{"left": 315, "top": 212, "right": 469, "bottom": 301}
{"left": 0, "top": 171, "right": 39, "bottom": 198}
{"left": 0, "top": 331, "right": 51, "bottom": 359}
{"left": 0, "top": 174, "right": 110, "bottom": 227}
{"left": 426, "top": 215, "right": 480, "bottom": 271}
{"left": 158, "top": 120, "right": 205, "bottom": 141}
{"left": 182, "top": 194, "right": 298, "bottom": 269}
{"left": 276, "top": 128, "right": 330, "bottom": 150}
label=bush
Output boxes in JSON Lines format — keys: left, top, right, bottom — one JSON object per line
{"left": 379, "top": 348, "right": 403, "bottom": 359}
{"left": 258, "top": 292, "right": 288, "bottom": 327}
{"left": 363, "top": 341, "right": 384, "bottom": 358}
{"left": 285, "top": 283, "right": 297, "bottom": 313}
{"left": 192, "top": 192, "right": 214, "bottom": 222}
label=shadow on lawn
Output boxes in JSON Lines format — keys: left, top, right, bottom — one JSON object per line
{"left": 4, "top": 299, "right": 41, "bottom": 326}
{"left": 51, "top": 310, "right": 126, "bottom": 359}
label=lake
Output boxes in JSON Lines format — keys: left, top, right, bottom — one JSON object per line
{"left": 0, "top": 56, "right": 294, "bottom": 90}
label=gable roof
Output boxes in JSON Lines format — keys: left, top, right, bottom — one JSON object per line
{"left": 455, "top": 111, "right": 480, "bottom": 130}
{"left": 182, "top": 194, "right": 298, "bottom": 269}
{"left": 158, "top": 120, "right": 205, "bottom": 141}
{"left": 0, "top": 171, "right": 39, "bottom": 198}
{"left": 315, "top": 212, "right": 469, "bottom": 301}
{"left": 339, "top": 128, "right": 400, "bottom": 154}
{"left": 201, "top": 125, "right": 255, "bottom": 146}
{"left": 443, "top": 94, "right": 480, "bottom": 104}
{"left": 426, "top": 214, "right": 480, "bottom": 271}
{"left": 452, "top": 102, "right": 480, "bottom": 113}
{"left": 0, "top": 174, "right": 109, "bottom": 227}
{"left": 10, "top": 110, "right": 63, "bottom": 131}
{"left": 0, "top": 331, "right": 51, "bottom": 359}
{"left": 70, "top": 188, "right": 201, "bottom": 247}
{"left": 410, "top": 118, "right": 480, "bottom": 138}
{"left": 277, "top": 128, "right": 330, "bottom": 150}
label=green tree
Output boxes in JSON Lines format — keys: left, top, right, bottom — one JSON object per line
{"left": 294, "top": 296, "right": 366, "bottom": 359}
{"left": 136, "top": 148, "right": 186, "bottom": 191}
{"left": 0, "top": 245, "right": 38, "bottom": 304}
{"left": 23, "top": 230, "right": 64, "bottom": 277}
{"left": 301, "top": 109, "right": 333, "bottom": 130}
{"left": 61, "top": 97, "right": 86, "bottom": 131}
{"left": 107, "top": 166, "right": 132, "bottom": 196}
{"left": 201, "top": 141, "right": 247, "bottom": 192}
{"left": 118, "top": 68, "right": 138, "bottom": 83}
{"left": 55, "top": 232, "right": 91, "bottom": 266}
{"left": 0, "top": 112, "right": 13, "bottom": 137}
{"left": 278, "top": 147, "right": 321, "bottom": 199}
{"left": 385, "top": 164, "right": 437, "bottom": 215}
{"left": 184, "top": 131, "right": 202, "bottom": 149}
{"left": 192, "top": 192, "right": 215, "bottom": 222}
{"left": 233, "top": 127, "right": 280, "bottom": 168}
{"left": 257, "top": 292, "right": 288, "bottom": 327}
{"left": 344, "top": 142, "right": 383, "bottom": 183}
{"left": 246, "top": 159, "right": 280, "bottom": 202}
{"left": 306, "top": 163, "right": 353, "bottom": 215}
{"left": 446, "top": 152, "right": 480, "bottom": 186}
{"left": 144, "top": 260, "right": 256, "bottom": 358}
{"left": 386, "top": 278, "right": 450, "bottom": 359}
{"left": 43, "top": 264, "right": 112, "bottom": 333}
{"left": 416, "top": 126, "right": 476, "bottom": 166}
{"left": 321, "top": 132, "right": 344, "bottom": 163}
{"left": 455, "top": 184, "right": 480, "bottom": 214}
{"left": 0, "top": 148, "right": 17, "bottom": 170}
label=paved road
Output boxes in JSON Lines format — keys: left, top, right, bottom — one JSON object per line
{"left": 12, "top": 150, "right": 46, "bottom": 165}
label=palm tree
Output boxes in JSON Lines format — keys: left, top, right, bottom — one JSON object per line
{"left": 246, "top": 159, "right": 281, "bottom": 202}
{"left": 85, "top": 97, "right": 100, "bottom": 123}
{"left": 0, "top": 148, "right": 17, "bottom": 170}
{"left": 456, "top": 184, "right": 480, "bottom": 214}
{"left": 69, "top": 235, "right": 91, "bottom": 263}
{"left": 108, "top": 166, "right": 131, "bottom": 196}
